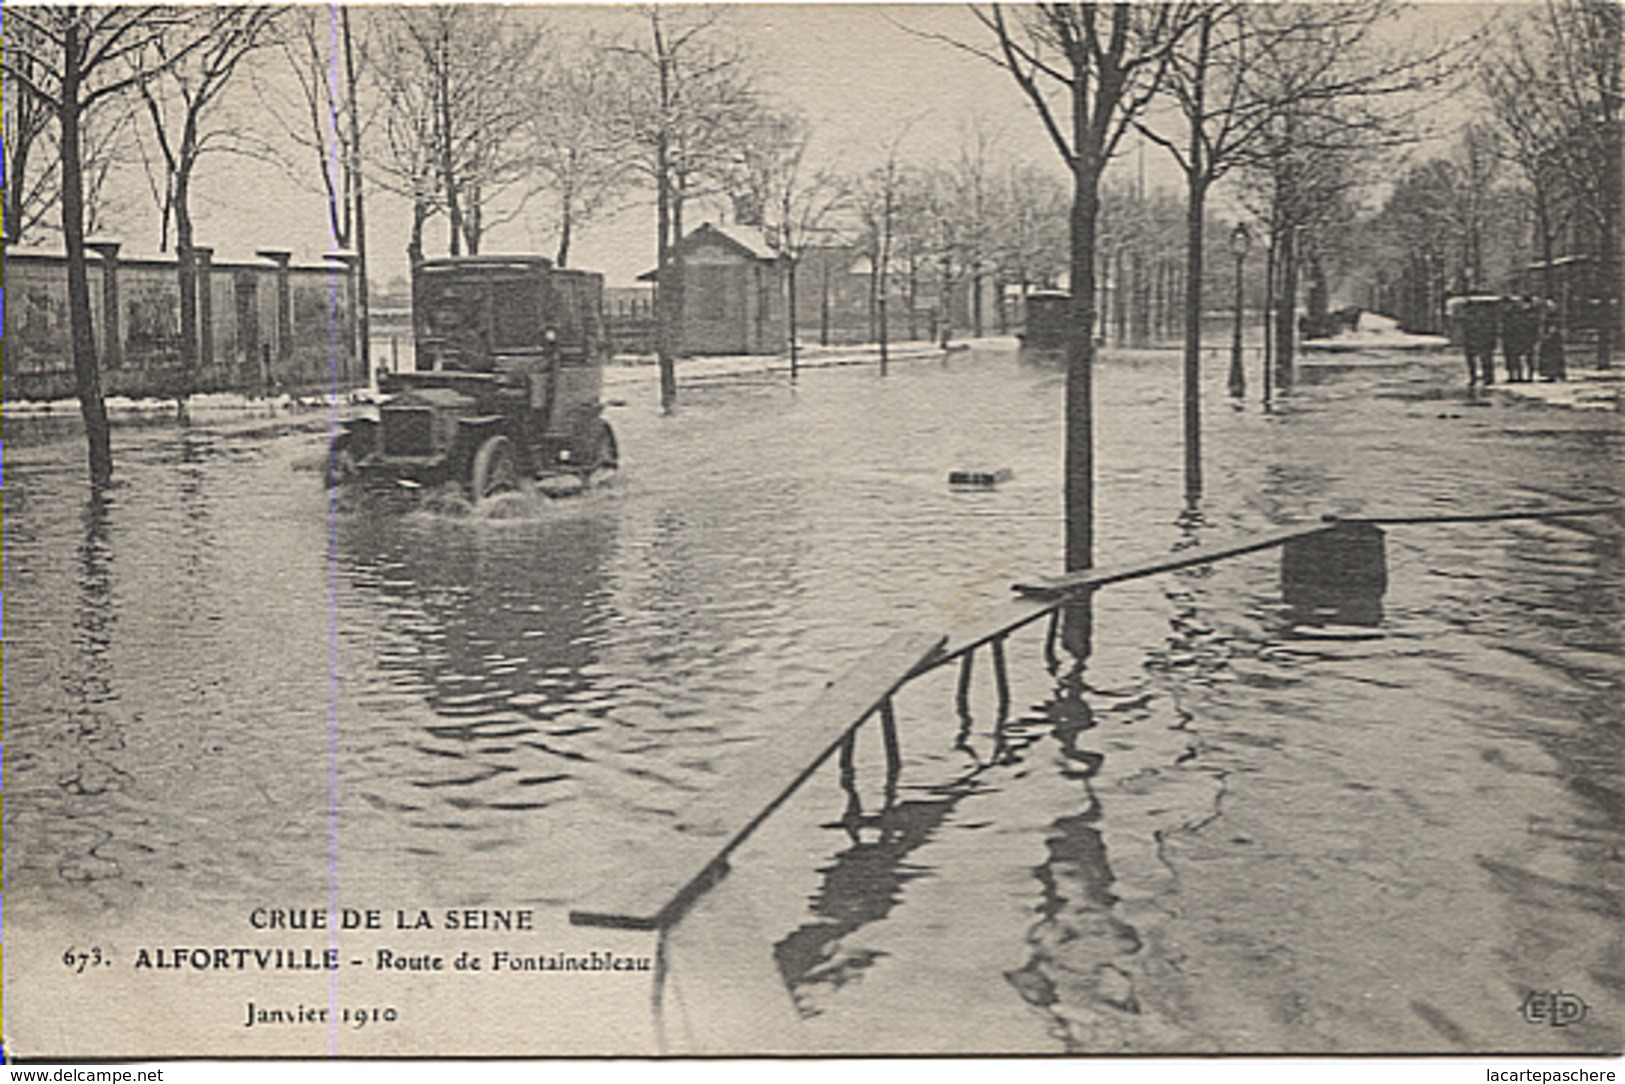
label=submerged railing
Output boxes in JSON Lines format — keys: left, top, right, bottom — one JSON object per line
{"left": 567, "top": 501, "right": 1618, "bottom": 1050}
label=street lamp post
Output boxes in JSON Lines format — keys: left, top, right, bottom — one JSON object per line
{"left": 1228, "top": 222, "right": 1251, "bottom": 398}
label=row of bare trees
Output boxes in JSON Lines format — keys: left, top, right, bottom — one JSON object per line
{"left": 911, "top": 0, "right": 1471, "bottom": 653}
{"left": 1488, "top": 0, "right": 1619, "bottom": 368}
{"left": 1, "top": 5, "right": 790, "bottom": 476}
{"left": 4, "top": 6, "right": 275, "bottom": 484}
{"left": 1350, "top": 1, "right": 1619, "bottom": 368}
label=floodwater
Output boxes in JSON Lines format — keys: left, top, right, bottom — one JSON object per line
{"left": 5, "top": 343, "right": 1620, "bottom": 1054}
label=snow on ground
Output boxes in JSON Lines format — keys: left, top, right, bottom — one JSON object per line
{"left": 1300, "top": 329, "right": 1452, "bottom": 354}
{"left": 1491, "top": 366, "right": 1625, "bottom": 411}
{"left": 603, "top": 338, "right": 961, "bottom": 388}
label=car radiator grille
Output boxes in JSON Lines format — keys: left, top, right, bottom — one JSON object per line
{"left": 381, "top": 408, "right": 435, "bottom": 456}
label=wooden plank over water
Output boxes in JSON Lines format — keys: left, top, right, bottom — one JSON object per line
{"left": 1326, "top": 502, "right": 1619, "bottom": 526}
{"left": 570, "top": 630, "right": 946, "bottom": 931}
{"left": 1010, "top": 522, "right": 1338, "bottom": 599}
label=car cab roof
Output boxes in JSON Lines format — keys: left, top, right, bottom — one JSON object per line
{"left": 417, "top": 255, "right": 554, "bottom": 274}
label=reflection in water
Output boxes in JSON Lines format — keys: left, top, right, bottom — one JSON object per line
{"left": 773, "top": 690, "right": 1051, "bottom": 1012}
{"left": 775, "top": 789, "right": 959, "bottom": 1006}
{"left": 1003, "top": 668, "right": 1156, "bottom": 1047}
{"left": 73, "top": 492, "right": 116, "bottom": 709}
{"left": 58, "top": 493, "right": 134, "bottom": 887}
{"left": 331, "top": 505, "right": 620, "bottom": 874}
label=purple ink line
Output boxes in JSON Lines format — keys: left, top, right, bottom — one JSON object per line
{"left": 324, "top": 0, "right": 346, "bottom": 1059}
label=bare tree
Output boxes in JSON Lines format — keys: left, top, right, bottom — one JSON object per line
{"left": 1484, "top": 0, "right": 1620, "bottom": 366}
{"left": 1484, "top": 46, "right": 1574, "bottom": 316}
{"left": 363, "top": 10, "right": 440, "bottom": 267}
{"left": 135, "top": 7, "right": 282, "bottom": 396}
{"left": 389, "top": 6, "right": 546, "bottom": 257}
{"left": 851, "top": 126, "right": 915, "bottom": 372}
{"left": 918, "top": 163, "right": 964, "bottom": 348}
{"left": 3, "top": 17, "right": 58, "bottom": 244}
{"left": 1135, "top": 1, "right": 1454, "bottom": 493}
{"left": 262, "top": 8, "right": 362, "bottom": 251}
{"left": 4, "top": 6, "right": 218, "bottom": 484}
{"left": 1361, "top": 137, "right": 1529, "bottom": 334}
{"left": 992, "top": 161, "right": 1070, "bottom": 304}
{"left": 936, "top": 3, "right": 1204, "bottom": 592}
{"left": 889, "top": 169, "right": 938, "bottom": 343}
{"left": 729, "top": 110, "right": 848, "bottom": 377}
{"left": 1230, "top": 2, "right": 1453, "bottom": 386}
{"left": 5, "top": 79, "right": 136, "bottom": 246}
{"left": 607, "top": 6, "right": 761, "bottom": 410}
{"left": 525, "top": 43, "right": 633, "bottom": 268}
{"left": 910, "top": 121, "right": 1004, "bottom": 344}
{"left": 256, "top": 7, "right": 373, "bottom": 378}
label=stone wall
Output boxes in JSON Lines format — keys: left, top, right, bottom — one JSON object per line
{"left": 3, "top": 246, "right": 361, "bottom": 401}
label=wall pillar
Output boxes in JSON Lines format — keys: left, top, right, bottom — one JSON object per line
{"left": 256, "top": 247, "right": 294, "bottom": 364}
{"left": 194, "top": 245, "right": 214, "bottom": 376}
{"left": 85, "top": 236, "right": 122, "bottom": 369}
{"left": 325, "top": 249, "right": 360, "bottom": 386}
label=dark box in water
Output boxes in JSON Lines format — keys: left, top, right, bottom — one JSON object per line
{"left": 949, "top": 468, "right": 1014, "bottom": 487}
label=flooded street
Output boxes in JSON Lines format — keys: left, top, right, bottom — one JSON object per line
{"left": 5, "top": 342, "right": 1621, "bottom": 1054}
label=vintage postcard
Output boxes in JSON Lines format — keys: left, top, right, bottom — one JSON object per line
{"left": 3, "top": 1, "right": 1620, "bottom": 1061}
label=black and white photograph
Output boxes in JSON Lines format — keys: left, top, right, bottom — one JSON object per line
{"left": 2, "top": 0, "right": 1621, "bottom": 1064}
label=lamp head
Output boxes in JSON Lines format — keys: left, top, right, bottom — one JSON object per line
{"left": 1229, "top": 222, "right": 1252, "bottom": 258}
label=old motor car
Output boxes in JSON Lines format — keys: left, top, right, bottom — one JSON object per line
{"left": 327, "top": 256, "right": 618, "bottom": 501}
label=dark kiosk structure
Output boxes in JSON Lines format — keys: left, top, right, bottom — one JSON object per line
{"left": 1017, "top": 290, "right": 1072, "bottom": 349}
{"left": 328, "top": 256, "right": 618, "bottom": 501}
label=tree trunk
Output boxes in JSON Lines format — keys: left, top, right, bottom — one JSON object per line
{"left": 879, "top": 198, "right": 892, "bottom": 373}
{"left": 1111, "top": 246, "right": 1125, "bottom": 345}
{"left": 1061, "top": 106, "right": 1104, "bottom": 658}
{"left": 1537, "top": 201, "right": 1554, "bottom": 334}
{"left": 1182, "top": 175, "right": 1208, "bottom": 503}
{"left": 971, "top": 262, "right": 983, "bottom": 338}
{"left": 907, "top": 264, "right": 919, "bottom": 341}
{"left": 342, "top": 7, "right": 370, "bottom": 383}
{"left": 1262, "top": 230, "right": 1276, "bottom": 402}
{"left": 669, "top": 182, "right": 686, "bottom": 361}
{"left": 6, "top": 137, "right": 31, "bottom": 243}
{"left": 1599, "top": 24, "right": 1621, "bottom": 369}
{"left": 437, "top": 36, "right": 463, "bottom": 258}
{"left": 1274, "top": 227, "right": 1297, "bottom": 388}
{"left": 655, "top": 136, "right": 677, "bottom": 411}
{"left": 409, "top": 200, "right": 428, "bottom": 269}
{"left": 555, "top": 194, "right": 573, "bottom": 268}
{"left": 787, "top": 257, "right": 800, "bottom": 379}
{"left": 1067, "top": 168, "right": 1099, "bottom": 575}
{"left": 820, "top": 260, "right": 830, "bottom": 346}
{"left": 175, "top": 165, "right": 198, "bottom": 409}
{"left": 60, "top": 28, "right": 114, "bottom": 486}
{"left": 867, "top": 259, "right": 878, "bottom": 343}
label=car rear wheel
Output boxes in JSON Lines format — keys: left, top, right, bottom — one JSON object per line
{"left": 470, "top": 435, "right": 519, "bottom": 501}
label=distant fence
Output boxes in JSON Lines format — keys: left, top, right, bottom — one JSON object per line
{"left": 3, "top": 245, "right": 363, "bottom": 402}
{"left": 605, "top": 307, "right": 948, "bottom": 359}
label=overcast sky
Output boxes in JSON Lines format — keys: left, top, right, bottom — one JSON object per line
{"left": 87, "top": 2, "right": 1498, "bottom": 288}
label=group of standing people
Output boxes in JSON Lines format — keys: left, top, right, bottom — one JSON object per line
{"left": 1458, "top": 295, "right": 1567, "bottom": 386}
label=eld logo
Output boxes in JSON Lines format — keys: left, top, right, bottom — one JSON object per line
{"left": 1521, "top": 991, "right": 1588, "bottom": 1027}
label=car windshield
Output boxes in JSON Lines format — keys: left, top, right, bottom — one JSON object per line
{"left": 417, "top": 272, "right": 547, "bottom": 353}
{"left": 420, "top": 279, "right": 481, "bottom": 337}
{"left": 487, "top": 277, "right": 546, "bottom": 349}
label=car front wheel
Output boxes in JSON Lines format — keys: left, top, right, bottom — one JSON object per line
{"left": 470, "top": 435, "right": 519, "bottom": 501}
